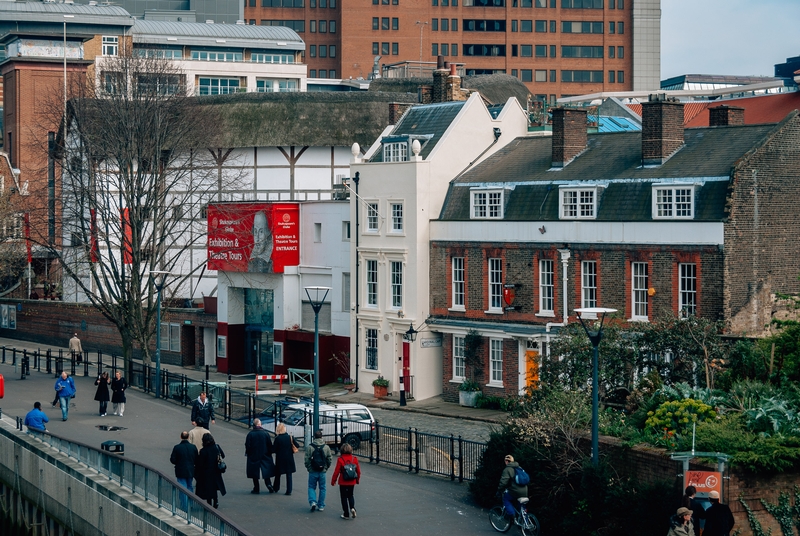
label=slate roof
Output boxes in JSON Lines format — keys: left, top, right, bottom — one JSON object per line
{"left": 200, "top": 91, "right": 418, "bottom": 148}
{"left": 369, "top": 100, "right": 466, "bottom": 162}
{"left": 440, "top": 123, "right": 780, "bottom": 222}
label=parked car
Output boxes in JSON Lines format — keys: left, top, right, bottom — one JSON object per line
{"left": 263, "top": 400, "right": 376, "bottom": 449}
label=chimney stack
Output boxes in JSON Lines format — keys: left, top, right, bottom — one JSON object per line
{"left": 432, "top": 56, "right": 448, "bottom": 103}
{"left": 708, "top": 105, "right": 745, "bottom": 127}
{"left": 389, "top": 102, "right": 413, "bottom": 124}
{"left": 641, "top": 94, "right": 685, "bottom": 165}
{"left": 551, "top": 107, "right": 588, "bottom": 168}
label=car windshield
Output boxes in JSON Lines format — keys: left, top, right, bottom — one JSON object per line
{"left": 282, "top": 409, "right": 308, "bottom": 426}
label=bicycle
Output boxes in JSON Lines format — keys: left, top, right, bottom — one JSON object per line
{"left": 489, "top": 496, "right": 540, "bottom": 536}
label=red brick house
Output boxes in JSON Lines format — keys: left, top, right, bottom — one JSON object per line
{"left": 428, "top": 95, "right": 800, "bottom": 401}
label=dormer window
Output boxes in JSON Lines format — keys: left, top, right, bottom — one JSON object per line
{"left": 383, "top": 141, "right": 408, "bottom": 162}
{"left": 560, "top": 187, "right": 597, "bottom": 219}
{"left": 652, "top": 185, "right": 694, "bottom": 219}
{"left": 471, "top": 189, "right": 504, "bottom": 219}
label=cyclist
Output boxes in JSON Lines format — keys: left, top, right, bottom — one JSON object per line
{"left": 497, "top": 454, "right": 528, "bottom": 520}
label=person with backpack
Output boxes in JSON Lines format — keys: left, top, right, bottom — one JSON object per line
{"left": 331, "top": 442, "right": 361, "bottom": 520}
{"left": 305, "top": 430, "right": 333, "bottom": 512}
{"left": 497, "top": 454, "right": 529, "bottom": 520}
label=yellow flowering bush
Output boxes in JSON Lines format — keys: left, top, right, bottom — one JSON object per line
{"left": 645, "top": 398, "right": 716, "bottom": 435}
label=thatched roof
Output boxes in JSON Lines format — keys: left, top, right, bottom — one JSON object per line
{"left": 199, "top": 91, "right": 418, "bottom": 148}
{"left": 369, "top": 74, "right": 529, "bottom": 106}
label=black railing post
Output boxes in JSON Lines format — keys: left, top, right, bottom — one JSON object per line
{"left": 46, "top": 349, "right": 52, "bottom": 374}
{"left": 407, "top": 428, "right": 413, "bottom": 472}
{"left": 1, "top": 345, "right": 5, "bottom": 363}
{"left": 97, "top": 350, "right": 103, "bottom": 375}
{"left": 12, "top": 348, "right": 17, "bottom": 366}
{"left": 374, "top": 422, "right": 380, "bottom": 464}
{"left": 112, "top": 353, "right": 118, "bottom": 374}
{"left": 413, "top": 428, "right": 420, "bottom": 474}
{"left": 83, "top": 351, "right": 89, "bottom": 376}
{"left": 457, "top": 436, "right": 464, "bottom": 483}
{"left": 20, "top": 350, "right": 27, "bottom": 379}
{"left": 205, "top": 365, "right": 209, "bottom": 382}
{"left": 449, "top": 434, "right": 456, "bottom": 481}
{"left": 70, "top": 353, "right": 76, "bottom": 376}
{"left": 225, "top": 387, "right": 231, "bottom": 422}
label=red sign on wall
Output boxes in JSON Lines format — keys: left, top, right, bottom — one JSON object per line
{"left": 207, "top": 203, "right": 299, "bottom": 273}
{"left": 685, "top": 470, "right": 722, "bottom": 497}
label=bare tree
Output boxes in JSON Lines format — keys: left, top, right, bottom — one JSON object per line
{"left": 38, "top": 45, "right": 243, "bottom": 369}
{"left": 0, "top": 175, "right": 28, "bottom": 295}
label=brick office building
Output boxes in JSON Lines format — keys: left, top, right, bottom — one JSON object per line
{"left": 428, "top": 97, "right": 800, "bottom": 400}
{"left": 245, "top": 0, "right": 660, "bottom": 97}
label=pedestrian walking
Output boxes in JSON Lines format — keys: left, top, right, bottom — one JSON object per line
{"left": 272, "top": 422, "right": 297, "bottom": 495}
{"left": 170, "top": 431, "right": 198, "bottom": 511}
{"left": 668, "top": 507, "right": 696, "bottom": 536}
{"left": 195, "top": 433, "right": 226, "bottom": 509}
{"left": 682, "top": 485, "right": 705, "bottom": 536}
{"left": 94, "top": 372, "right": 111, "bottom": 416}
{"left": 111, "top": 371, "right": 127, "bottom": 416}
{"left": 54, "top": 371, "right": 76, "bottom": 421}
{"left": 703, "top": 490, "right": 735, "bottom": 536}
{"left": 245, "top": 418, "right": 276, "bottom": 494}
{"left": 24, "top": 402, "right": 49, "bottom": 432}
{"left": 330, "top": 442, "right": 361, "bottom": 520}
{"left": 69, "top": 333, "right": 83, "bottom": 363}
{"left": 191, "top": 392, "right": 215, "bottom": 430}
{"left": 305, "top": 430, "right": 332, "bottom": 512}
{"left": 188, "top": 422, "right": 210, "bottom": 452}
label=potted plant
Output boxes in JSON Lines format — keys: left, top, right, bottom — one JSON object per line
{"left": 459, "top": 329, "right": 484, "bottom": 407}
{"left": 459, "top": 379, "right": 482, "bottom": 407}
{"left": 372, "top": 376, "right": 389, "bottom": 398}
{"left": 343, "top": 377, "right": 356, "bottom": 391}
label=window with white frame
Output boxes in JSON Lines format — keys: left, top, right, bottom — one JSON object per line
{"left": 452, "top": 257, "right": 465, "bottom": 309}
{"left": 391, "top": 261, "right": 403, "bottom": 308}
{"left": 217, "top": 335, "right": 226, "bottom": 358}
{"left": 653, "top": 186, "right": 694, "bottom": 219}
{"left": 539, "top": 259, "right": 554, "bottom": 313}
{"left": 383, "top": 142, "right": 408, "bottom": 162}
{"left": 366, "top": 260, "right": 378, "bottom": 306}
{"left": 102, "top": 36, "right": 119, "bottom": 56}
{"left": 488, "top": 258, "right": 503, "bottom": 311}
{"left": 160, "top": 323, "right": 180, "bottom": 352}
{"left": 679, "top": 263, "right": 697, "bottom": 317}
{"left": 365, "top": 328, "right": 378, "bottom": 369}
{"left": 342, "top": 273, "right": 350, "bottom": 312}
{"left": 560, "top": 188, "right": 596, "bottom": 219}
{"left": 490, "top": 338, "right": 503, "bottom": 384}
{"left": 581, "top": 260, "right": 597, "bottom": 308}
{"left": 453, "top": 335, "right": 465, "bottom": 380}
{"left": 632, "top": 262, "right": 648, "bottom": 320}
{"left": 471, "top": 190, "right": 504, "bottom": 219}
{"left": 390, "top": 203, "right": 403, "bottom": 232}
{"left": 366, "top": 202, "right": 379, "bottom": 232}
{"left": 273, "top": 342, "right": 284, "bottom": 365}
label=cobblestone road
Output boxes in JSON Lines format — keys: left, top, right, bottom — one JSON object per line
{"left": 370, "top": 408, "right": 499, "bottom": 442}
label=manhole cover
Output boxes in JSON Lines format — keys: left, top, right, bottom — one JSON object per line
{"left": 96, "top": 425, "right": 127, "bottom": 431}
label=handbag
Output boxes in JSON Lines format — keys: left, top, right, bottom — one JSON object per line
{"left": 217, "top": 447, "right": 227, "bottom": 473}
{"left": 290, "top": 437, "right": 298, "bottom": 454}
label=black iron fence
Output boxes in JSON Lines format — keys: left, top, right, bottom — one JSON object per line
{"left": 2, "top": 345, "right": 489, "bottom": 482}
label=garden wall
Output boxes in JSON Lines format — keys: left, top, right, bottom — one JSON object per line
{"left": 600, "top": 435, "right": 797, "bottom": 535}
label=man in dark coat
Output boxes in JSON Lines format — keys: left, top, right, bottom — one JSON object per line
{"left": 170, "top": 431, "right": 198, "bottom": 511}
{"left": 245, "top": 418, "right": 276, "bottom": 494}
{"left": 703, "top": 490, "right": 735, "bottom": 536}
{"left": 191, "top": 392, "right": 215, "bottom": 430}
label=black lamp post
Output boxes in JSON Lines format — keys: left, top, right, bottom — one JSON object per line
{"left": 574, "top": 307, "right": 617, "bottom": 466}
{"left": 305, "top": 286, "right": 330, "bottom": 433}
{"left": 150, "top": 271, "right": 171, "bottom": 398}
{"left": 401, "top": 323, "right": 418, "bottom": 407}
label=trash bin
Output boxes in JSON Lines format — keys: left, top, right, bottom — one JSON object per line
{"left": 101, "top": 440, "right": 125, "bottom": 455}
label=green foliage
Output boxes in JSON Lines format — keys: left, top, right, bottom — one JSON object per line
{"left": 645, "top": 398, "right": 716, "bottom": 435}
{"left": 371, "top": 376, "right": 389, "bottom": 387}
{"left": 739, "top": 498, "right": 772, "bottom": 536}
{"left": 475, "top": 394, "right": 520, "bottom": 411}
{"left": 760, "top": 323, "right": 800, "bottom": 383}
{"left": 760, "top": 491, "right": 794, "bottom": 536}
{"left": 464, "top": 329, "right": 484, "bottom": 382}
{"left": 458, "top": 378, "right": 482, "bottom": 392}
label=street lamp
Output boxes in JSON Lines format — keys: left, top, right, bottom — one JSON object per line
{"left": 305, "top": 286, "right": 330, "bottom": 433}
{"left": 151, "top": 271, "right": 171, "bottom": 398}
{"left": 574, "top": 307, "right": 617, "bottom": 466}
{"left": 400, "top": 323, "right": 419, "bottom": 407}
{"left": 415, "top": 21, "right": 428, "bottom": 77}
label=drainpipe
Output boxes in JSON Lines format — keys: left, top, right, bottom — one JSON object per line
{"left": 546, "top": 247, "right": 571, "bottom": 333}
{"left": 353, "top": 171, "right": 360, "bottom": 392}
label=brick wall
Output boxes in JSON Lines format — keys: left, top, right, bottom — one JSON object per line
{"left": 725, "top": 112, "right": 800, "bottom": 335}
{"left": 641, "top": 95, "right": 685, "bottom": 165}
{"left": 0, "top": 298, "right": 216, "bottom": 367}
{"left": 551, "top": 107, "right": 588, "bottom": 167}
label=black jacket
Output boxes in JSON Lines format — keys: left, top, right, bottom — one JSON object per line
{"left": 191, "top": 397, "right": 215, "bottom": 425}
{"left": 703, "top": 502, "right": 735, "bottom": 536}
{"left": 245, "top": 427, "right": 275, "bottom": 479}
{"left": 195, "top": 444, "right": 226, "bottom": 500}
{"left": 111, "top": 377, "right": 127, "bottom": 404}
{"left": 170, "top": 439, "right": 198, "bottom": 480}
{"left": 273, "top": 433, "right": 297, "bottom": 476}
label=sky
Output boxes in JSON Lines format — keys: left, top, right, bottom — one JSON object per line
{"left": 660, "top": 0, "right": 800, "bottom": 80}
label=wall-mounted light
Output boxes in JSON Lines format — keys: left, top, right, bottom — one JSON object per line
{"left": 648, "top": 287, "right": 656, "bottom": 296}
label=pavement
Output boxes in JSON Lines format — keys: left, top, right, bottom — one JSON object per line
{"left": 0, "top": 336, "right": 505, "bottom": 536}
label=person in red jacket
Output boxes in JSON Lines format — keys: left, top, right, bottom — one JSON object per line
{"left": 330, "top": 443, "right": 361, "bottom": 520}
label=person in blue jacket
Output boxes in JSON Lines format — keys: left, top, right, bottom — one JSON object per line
{"left": 24, "top": 401, "right": 49, "bottom": 432}
{"left": 54, "top": 371, "right": 76, "bottom": 421}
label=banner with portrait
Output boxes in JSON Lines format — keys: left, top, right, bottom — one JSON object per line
{"left": 207, "top": 203, "right": 300, "bottom": 273}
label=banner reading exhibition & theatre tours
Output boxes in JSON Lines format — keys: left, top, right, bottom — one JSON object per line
{"left": 207, "top": 203, "right": 299, "bottom": 273}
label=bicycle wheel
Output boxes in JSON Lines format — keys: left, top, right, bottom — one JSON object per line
{"left": 519, "top": 512, "right": 540, "bottom": 536}
{"left": 489, "top": 506, "right": 512, "bottom": 533}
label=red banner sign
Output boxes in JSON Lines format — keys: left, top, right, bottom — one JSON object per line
{"left": 207, "top": 203, "right": 300, "bottom": 273}
{"left": 121, "top": 208, "right": 132, "bottom": 265}
{"left": 685, "top": 470, "right": 722, "bottom": 497}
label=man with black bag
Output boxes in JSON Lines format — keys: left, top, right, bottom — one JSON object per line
{"left": 305, "top": 430, "right": 332, "bottom": 512}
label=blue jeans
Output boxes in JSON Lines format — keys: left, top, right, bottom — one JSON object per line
{"left": 177, "top": 477, "right": 193, "bottom": 512}
{"left": 307, "top": 471, "right": 326, "bottom": 508}
{"left": 502, "top": 491, "right": 517, "bottom": 517}
{"left": 59, "top": 396, "right": 70, "bottom": 420}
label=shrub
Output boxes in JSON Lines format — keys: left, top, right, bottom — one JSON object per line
{"left": 644, "top": 398, "right": 716, "bottom": 435}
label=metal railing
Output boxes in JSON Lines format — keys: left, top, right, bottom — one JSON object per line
{"left": 6, "top": 416, "right": 251, "bottom": 536}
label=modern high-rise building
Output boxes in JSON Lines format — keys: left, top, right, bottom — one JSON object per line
{"left": 245, "top": 0, "right": 660, "bottom": 98}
